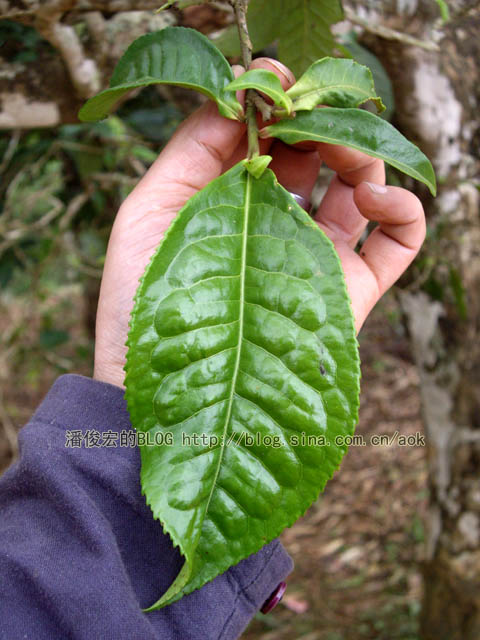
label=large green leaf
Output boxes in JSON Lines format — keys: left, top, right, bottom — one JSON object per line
{"left": 125, "top": 161, "right": 360, "bottom": 609}
{"left": 212, "top": 0, "right": 345, "bottom": 77}
{"left": 278, "top": 0, "right": 346, "bottom": 77}
{"left": 287, "top": 57, "right": 385, "bottom": 113}
{"left": 225, "top": 69, "right": 293, "bottom": 114}
{"left": 263, "top": 109, "right": 436, "bottom": 195}
{"left": 79, "top": 27, "right": 243, "bottom": 122}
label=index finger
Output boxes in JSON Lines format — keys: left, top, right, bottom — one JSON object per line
{"left": 316, "top": 142, "right": 385, "bottom": 186}
{"left": 312, "top": 144, "right": 385, "bottom": 248}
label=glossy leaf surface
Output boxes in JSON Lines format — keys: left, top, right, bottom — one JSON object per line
{"left": 79, "top": 27, "right": 243, "bottom": 122}
{"left": 125, "top": 162, "right": 360, "bottom": 609}
{"left": 287, "top": 57, "right": 385, "bottom": 113}
{"left": 225, "top": 69, "right": 293, "bottom": 114}
{"left": 263, "top": 109, "right": 436, "bottom": 195}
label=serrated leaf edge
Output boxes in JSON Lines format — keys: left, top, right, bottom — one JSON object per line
{"left": 124, "top": 163, "right": 361, "bottom": 610}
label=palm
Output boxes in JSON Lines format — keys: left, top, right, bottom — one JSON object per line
{"left": 94, "top": 60, "right": 425, "bottom": 389}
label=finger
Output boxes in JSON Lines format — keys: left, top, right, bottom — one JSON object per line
{"left": 250, "top": 57, "right": 295, "bottom": 88}
{"left": 331, "top": 243, "right": 378, "bottom": 334}
{"left": 269, "top": 141, "right": 320, "bottom": 207}
{"left": 316, "top": 143, "right": 385, "bottom": 187}
{"left": 354, "top": 182, "right": 426, "bottom": 298}
{"left": 313, "top": 145, "right": 384, "bottom": 246}
{"left": 314, "top": 175, "right": 368, "bottom": 248}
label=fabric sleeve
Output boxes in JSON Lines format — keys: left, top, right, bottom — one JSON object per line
{"left": 0, "top": 374, "right": 293, "bottom": 640}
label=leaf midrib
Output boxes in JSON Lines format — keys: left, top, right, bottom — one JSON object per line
{"left": 267, "top": 124, "right": 429, "bottom": 184}
{"left": 202, "top": 172, "right": 251, "bottom": 519}
{"left": 291, "top": 83, "right": 372, "bottom": 102}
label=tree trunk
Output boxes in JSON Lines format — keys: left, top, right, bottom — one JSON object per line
{"left": 347, "top": 1, "right": 480, "bottom": 636}
{"left": 0, "top": 2, "right": 229, "bottom": 127}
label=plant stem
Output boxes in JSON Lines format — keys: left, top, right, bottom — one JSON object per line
{"left": 232, "top": 0, "right": 259, "bottom": 159}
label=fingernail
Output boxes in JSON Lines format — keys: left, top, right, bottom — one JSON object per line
{"left": 365, "top": 181, "right": 388, "bottom": 194}
{"left": 232, "top": 64, "right": 245, "bottom": 79}
{"left": 267, "top": 59, "right": 295, "bottom": 85}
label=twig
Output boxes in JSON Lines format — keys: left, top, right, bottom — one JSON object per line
{"left": 158, "top": 0, "right": 232, "bottom": 10}
{"left": 59, "top": 193, "right": 90, "bottom": 231}
{"left": 232, "top": 0, "right": 259, "bottom": 159}
{"left": 61, "top": 230, "right": 104, "bottom": 278}
{"left": 89, "top": 172, "right": 138, "bottom": 187}
{"left": 344, "top": 7, "right": 440, "bottom": 52}
{"left": 0, "top": 197, "right": 64, "bottom": 256}
{"left": 43, "top": 351, "right": 75, "bottom": 370}
{"left": 252, "top": 93, "right": 273, "bottom": 121}
{"left": 0, "top": 130, "right": 20, "bottom": 175}
{"left": 232, "top": 0, "right": 252, "bottom": 68}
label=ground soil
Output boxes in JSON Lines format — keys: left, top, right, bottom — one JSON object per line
{"left": 244, "top": 293, "right": 427, "bottom": 640}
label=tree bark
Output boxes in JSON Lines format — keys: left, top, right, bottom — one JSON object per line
{"left": 0, "top": 2, "right": 231, "bottom": 128}
{"left": 0, "top": 1, "right": 161, "bottom": 21}
{"left": 0, "top": 6, "right": 178, "bottom": 126}
{"left": 346, "top": 1, "right": 480, "bottom": 636}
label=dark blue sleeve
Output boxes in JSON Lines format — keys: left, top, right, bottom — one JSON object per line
{"left": 0, "top": 374, "right": 293, "bottom": 640}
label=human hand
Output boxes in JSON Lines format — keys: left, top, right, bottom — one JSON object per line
{"left": 93, "top": 58, "right": 426, "bottom": 389}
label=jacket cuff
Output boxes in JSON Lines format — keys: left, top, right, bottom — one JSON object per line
{"left": 31, "top": 374, "right": 293, "bottom": 637}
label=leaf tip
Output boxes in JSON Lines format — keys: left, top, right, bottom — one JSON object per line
{"left": 373, "top": 97, "right": 386, "bottom": 114}
{"left": 78, "top": 96, "right": 107, "bottom": 123}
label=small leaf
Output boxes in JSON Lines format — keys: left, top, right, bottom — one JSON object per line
{"left": 156, "top": 1, "right": 176, "bottom": 10}
{"left": 286, "top": 57, "right": 385, "bottom": 113}
{"left": 263, "top": 109, "right": 436, "bottom": 196}
{"left": 435, "top": 0, "right": 450, "bottom": 22}
{"left": 242, "top": 154, "right": 272, "bottom": 179}
{"left": 125, "top": 161, "right": 360, "bottom": 609}
{"left": 225, "top": 69, "right": 293, "bottom": 114}
{"left": 79, "top": 27, "right": 243, "bottom": 122}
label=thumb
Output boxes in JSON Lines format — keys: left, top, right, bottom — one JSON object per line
{"left": 122, "top": 99, "right": 246, "bottom": 221}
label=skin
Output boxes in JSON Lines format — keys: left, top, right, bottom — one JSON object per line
{"left": 93, "top": 58, "right": 426, "bottom": 389}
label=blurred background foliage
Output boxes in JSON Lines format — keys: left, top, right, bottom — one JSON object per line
{"left": 0, "top": 18, "right": 184, "bottom": 461}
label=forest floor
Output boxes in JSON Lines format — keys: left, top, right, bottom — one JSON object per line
{"left": 0, "top": 290, "right": 427, "bottom": 640}
{"left": 244, "top": 292, "right": 427, "bottom": 640}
